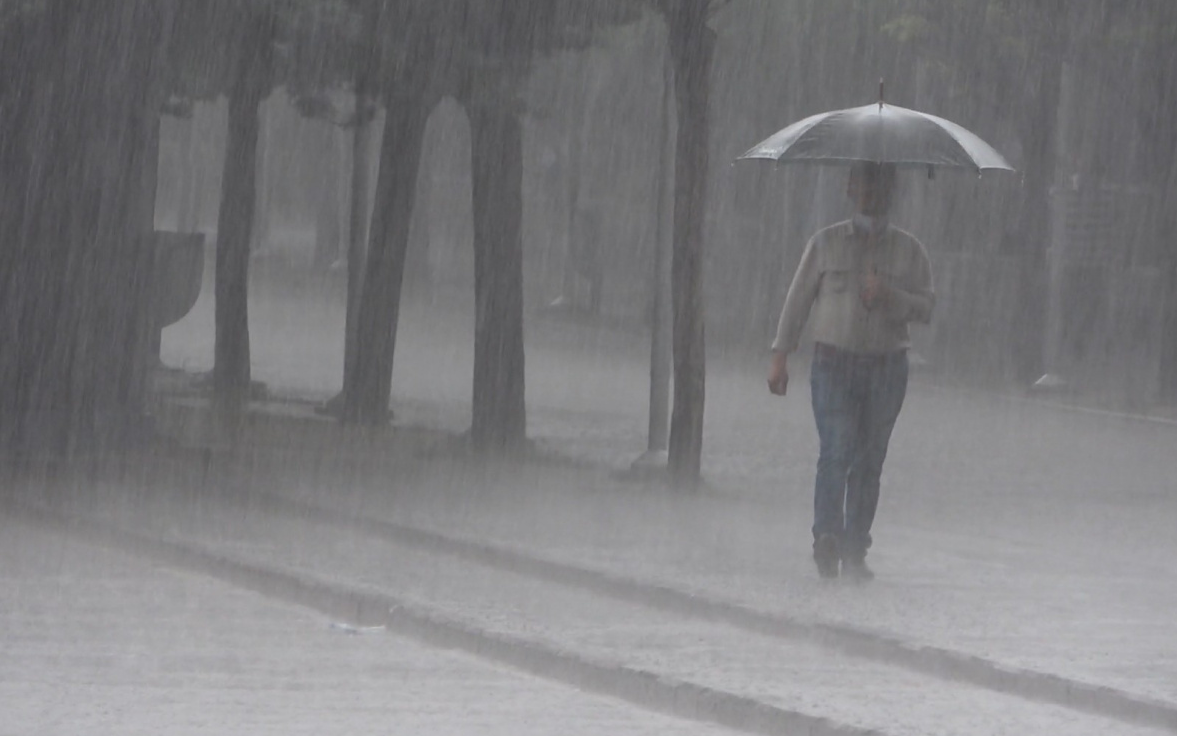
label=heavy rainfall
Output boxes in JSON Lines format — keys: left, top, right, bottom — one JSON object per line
{"left": 2, "top": 1, "right": 1176, "bottom": 734}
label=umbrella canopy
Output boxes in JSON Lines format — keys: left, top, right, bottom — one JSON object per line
{"left": 738, "top": 101, "right": 1014, "bottom": 174}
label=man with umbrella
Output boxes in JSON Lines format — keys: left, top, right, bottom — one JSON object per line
{"left": 767, "top": 160, "right": 933, "bottom": 580}
{"left": 744, "top": 92, "right": 1012, "bottom": 580}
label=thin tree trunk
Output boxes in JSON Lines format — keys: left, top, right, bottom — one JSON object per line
{"left": 468, "top": 100, "right": 527, "bottom": 451}
{"left": 341, "top": 107, "right": 375, "bottom": 403}
{"left": 343, "top": 100, "right": 430, "bottom": 425}
{"left": 665, "top": 2, "right": 714, "bottom": 484}
{"left": 1011, "top": 54, "right": 1062, "bottom": 384}
{"left": 648, "top": 49, "right": 675, "bottom": 453}
{"left": 213, "top": 11, "right": 274, "bottom": 412}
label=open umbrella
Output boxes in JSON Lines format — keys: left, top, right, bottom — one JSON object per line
{"left": 739, "top": 85, "right": 1013, "bottom": 174}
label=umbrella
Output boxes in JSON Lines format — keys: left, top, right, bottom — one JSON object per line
{"left": 738, "top": 85, "right": 1013, "bottom": 174}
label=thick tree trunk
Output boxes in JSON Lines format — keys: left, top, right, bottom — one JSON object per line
{"left": 213, "top": 89, "right": 259, "bottom": 408}
{"left": 665, "top": 3, "right": 714, "bottom": 485}
{"left": 213, "top": 11, "right": 273, "bottom": 412}
{"left": 0, "top": 16, "right": 43, "bottom": 450}
{"left": 1, "top": 0, "right": 173, "bottom": 456}
{"left": 468, "top": 101, "right": 527, "bottom": 451}
{"left": 339, "top": 0, "right": 382, "bottom": 411}
{"left": 342, "top": 100, "right": 430, "bottom": 425}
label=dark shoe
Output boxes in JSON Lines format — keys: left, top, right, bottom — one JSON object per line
{"left": 841, "top": 556, "right": 875, "bottom": 582}
{"left": 812, "top": 533, "right": 840, "bottom": 579}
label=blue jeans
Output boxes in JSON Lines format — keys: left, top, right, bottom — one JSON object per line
{"left": 809, "top": 345, "right": 909, "bottom": 559}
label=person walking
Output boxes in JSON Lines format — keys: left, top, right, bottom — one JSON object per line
{"left": 767, "top": 161, "right": 934, "bottom": 581}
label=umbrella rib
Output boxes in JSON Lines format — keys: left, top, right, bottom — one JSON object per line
{"left": 737, "top": 110, "right": 831, "bottom": 160}
{"left": 909, "top": 109, "right": 1013, "bottom": 171}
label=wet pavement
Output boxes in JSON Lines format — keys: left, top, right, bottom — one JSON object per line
{"left": 0, "top": 517, "right": 750, "bottom": 736}
{"left": 5, "top": 284, "right": 1174, "bottom": 734}
{"left": 161, "top": 285, "right": 1177, "bottom": 697}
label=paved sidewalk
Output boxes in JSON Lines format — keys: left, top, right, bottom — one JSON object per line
{"left": 0, "top": 515, "right": 744, "bottom": 736}
{"left": 13, "top": 481, "right": 1172, "bottom": 736}
{"left": 264, "top": 437, "right": 1177, "bottom": 710}
{"left": 156, "top": 283, "right": 1177, "bottom": 709}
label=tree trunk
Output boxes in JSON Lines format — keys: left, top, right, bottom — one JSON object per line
{"left": 665, "top": 2, "right": 714, "bottom": 485}
{"left": 213, "top": 11, "right": 274, "bottom": 412}
{"left": 342, "top": 99, "right": 430, "bottom": 425}
{"left": 0, "top": 14, "right": 44, "bottom": 450}
{"left": 341, "top": 106, "right": 376, "bottom": 404}
{"left": 1010, "top": 55, "right": 1062, "bottom": 384}
{"left": 648, "top": 49, "right": 675, "bottom": 453}
{"left": 468, "top": 100, "right": 527, "bottom": 451}
{"left": 1, "top": 0, "right": 174, "bottom": 456}
{"left": 339, "top": 0, "right": 382, "bottom": 410}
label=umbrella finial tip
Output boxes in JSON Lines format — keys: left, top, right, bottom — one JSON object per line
{"left": 878, "top": 78, "right": 885, "bottom": 110}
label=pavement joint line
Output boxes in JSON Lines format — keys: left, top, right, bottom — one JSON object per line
{"left": 254, "top": 490, "right": 1177, "bottom": 734}
{"left": 6, "top": 498, "right": 888, "bottom": 736}
{"left": 916, "top": 380, "right": 1177, "bottom": 428}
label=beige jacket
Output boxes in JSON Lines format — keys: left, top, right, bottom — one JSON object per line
{"left": 772, "top": 220, "right": 934, "bottom": 355}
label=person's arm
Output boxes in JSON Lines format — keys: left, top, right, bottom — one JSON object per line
{"left": 768, "top": 350, "right": 789, "bottom": 396}
{"left": 885, "top": 242, "right": 936, "bottom": 322}
{"left": 768, "top": 235, "right": 821, "bottom": 395}
{"left": 872, "top": 241, "right": 934, "bottom": 324}
{"left": 772, "top": 235, "right": 821, "bottom": 353}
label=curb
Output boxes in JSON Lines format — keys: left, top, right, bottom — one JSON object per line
{"left": 915, "top": 379, "right": 1177, "bottom": 429}
{"left": 256, "top": 491, "right": 1177, "bottom": 734}
{"left": 8, "top": 499, "right": 885, "bottom": 736}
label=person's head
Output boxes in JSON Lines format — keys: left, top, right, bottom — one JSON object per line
{"left": 846, "top": 161, "right": 897, "bottom": 217}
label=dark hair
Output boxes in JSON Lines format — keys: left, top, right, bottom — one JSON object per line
{"left": 849, "top": 161, "right": 897, "bottom": 189}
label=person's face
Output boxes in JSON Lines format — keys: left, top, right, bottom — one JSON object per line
{"left": 847, "top": 169, "right": 894, "bottom": 217}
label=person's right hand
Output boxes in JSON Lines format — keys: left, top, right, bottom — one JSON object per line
{"left": 768, "top": 351, "right": 789, "bottom": 396}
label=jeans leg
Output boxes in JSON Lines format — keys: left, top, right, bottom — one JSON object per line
{"left": 843, "top": 353, "right": 908, "bottom": 558}
{"left": 810, "top": 355, "right": 859, "bottom": 543}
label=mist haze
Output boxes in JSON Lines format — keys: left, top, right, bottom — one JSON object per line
{"left": 2, "top": 2, "right": 1176, "bottom": 733}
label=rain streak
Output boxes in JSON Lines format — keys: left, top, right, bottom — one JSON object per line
{"left": 2, "top": 2, "right": 1176, "bottom": 734}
